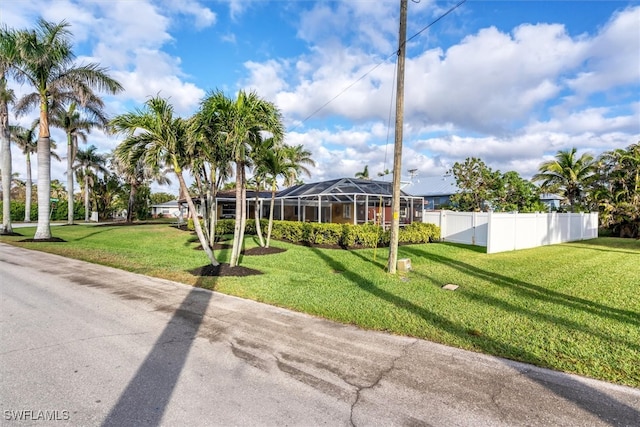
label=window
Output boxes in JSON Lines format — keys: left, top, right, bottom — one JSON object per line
{"left": 343, "top": 204, "right": 351, "bottom": 219}
{"left": 221, "top": 203, "right": 235, "bottom": 218}
{"left": 400, "top": 207, "right": 407, "bottom": 218}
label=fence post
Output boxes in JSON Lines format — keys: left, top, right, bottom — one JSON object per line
{"left": 440, "top": 210, "right": 446, "bottom": 241}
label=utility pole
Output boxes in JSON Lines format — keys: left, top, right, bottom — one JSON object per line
{"left": 388, "top": 0, "right": 408, "bottom": 274}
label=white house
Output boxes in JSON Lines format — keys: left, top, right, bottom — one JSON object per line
{"left": 150, "top": 200, "right": 183, "bottom": 219}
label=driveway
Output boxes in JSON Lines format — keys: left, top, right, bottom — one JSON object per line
{"left": 1, "top": 243, "right": 638, "bottom": 426}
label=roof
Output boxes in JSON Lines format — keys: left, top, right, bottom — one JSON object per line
{"left": 402, "top": 174, "right": 459, "bottom": 197}
{"left": 539, "top": 193, "right": 564, "bottom": 201}
{"left": 151, "top": 200, "right": 179, "bottom": 208}
{"left": 276, "top": 177, "right": 420, "bottom": 201}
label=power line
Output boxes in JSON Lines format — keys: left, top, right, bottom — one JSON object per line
{"left": 287, "top": 0, "right": 468, "bottom": 132}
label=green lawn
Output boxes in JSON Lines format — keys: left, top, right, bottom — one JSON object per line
{"left": 2, "top": 223, "right": 639, "bottom": 387}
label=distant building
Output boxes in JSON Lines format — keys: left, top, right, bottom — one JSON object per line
{"left": 402, "top": 174, "right": 458, "bottom": 210}
{"left": 150, "top": 200, "right": 182, "bottom": 218}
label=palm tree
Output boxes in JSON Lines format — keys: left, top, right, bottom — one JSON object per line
{"left": 533, "top": 148, "right": 596, "bottom": 212}
{"left": 11, "top": 123, "right": 61, "bottom": 222}
{"left": 10, "top": 19, "right": 122, "bottom": 239}
{"left": 74, "top": 145, "right": 107, "bottom": 221}
{"left": 109, "top": 96, "right": 219, "bottom": 266}
{"left": 0, "top": 25, "right": 18, "bottom": 233}
{"left": 355, "top": 165, "right": 370, "bottom": 180}
{"left": 197, "top": 89, "right": 284, "bottom": 267}
{"left": 111, "top": 148, "right": 170, "bottom": 223}
{"left": 49, "top": 98, "right": 108, "bottom": 224}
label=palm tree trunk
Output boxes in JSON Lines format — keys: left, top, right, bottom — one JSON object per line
{"left": 24, "top": 154, "right": 32, "bottom": 222}
{"left": 84, "top": 174, "right": 90, "bottom": 222}
{"left": 127, "top": 182, "right": 137, "bottom": 222}
{"left": 67, "top": 134, "right": 74, "bottom": 224}
{"left": 254, "top": 192, "right": 265, "bottom": 247}
{"left": 34, "top": 136, "right": 52, "bottom": 239}
{"left": 176, "top": 171, "right": 218, "bottom": 266}
{"left": 230, "top": 162, "right": 243, "bottom": 267}
{"left": 238, "top": 167, "right": 248, "bottom": 259}
{"left": 1, "top": 92, "right": 13, "bottom": 234}
{"left": 266, "top": 186, "right": 276, "bottom": 248}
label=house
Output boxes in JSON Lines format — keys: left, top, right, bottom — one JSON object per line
{"left": 180, "top": 178, "right": 424, "bottom": 226}
{"left": 402, "top": 174, "right": 458, "bottom": 210}
{"left": 150, "top": 200, "right": 182, "bottom": 219}
{"left": 539, "top": 193, "right": 563, "bottom": 211}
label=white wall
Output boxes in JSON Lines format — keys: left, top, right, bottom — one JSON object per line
{"left": 423, "top": 210, "right": 599, "bottom": 254}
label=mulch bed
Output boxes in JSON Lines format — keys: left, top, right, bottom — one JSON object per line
{"left": 189, "top": 263, "right": 263, "bottom": 277}
{"left": 193, "top": 243, "right": 286, "bottom": 256}
{"left": 18, "top": 237, "right": 67, "bottom": 243}
{"left": 0, "top": 231, "right": 23, "bottom": 237}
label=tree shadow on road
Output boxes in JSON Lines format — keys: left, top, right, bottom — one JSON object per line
{"left": 102, "top": 285, "right": 212, "bottom": 426}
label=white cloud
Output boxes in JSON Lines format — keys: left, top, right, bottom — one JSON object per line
{"left": 566, "top": 6, "right": 640, "bottom": 95}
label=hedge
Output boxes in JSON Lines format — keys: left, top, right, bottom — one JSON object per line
{"left": 187, "top": 218, "right": 440, "bottom": 248}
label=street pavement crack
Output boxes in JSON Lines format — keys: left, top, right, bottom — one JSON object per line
{"left": 349, "top": 339, "right": 419, "bottom": 427}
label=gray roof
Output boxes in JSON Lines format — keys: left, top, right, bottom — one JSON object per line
{"left": 402, "top": 175, "right": 458, "bottom": 197}
{"left": 276, "top": 177, "right": 420, "bottom": 201}
{"left": 151, "top": 200, "right": 179, "bottom": 208}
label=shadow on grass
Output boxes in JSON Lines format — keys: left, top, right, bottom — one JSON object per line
{"left": 401, "top": 245, "right": 640, "bottom": 329}
{"left": 308, "top": 246, "right": 640, "bottom": 425}
{"left": 103, "top": 284, "right": 213, "bottom": 426}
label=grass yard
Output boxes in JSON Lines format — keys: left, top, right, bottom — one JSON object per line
{"left": 2, "top": 223, "right": 639, "bottom": 387}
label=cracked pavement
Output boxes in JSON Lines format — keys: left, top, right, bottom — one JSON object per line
{"left": 1, "top": 243, "right": 639, "bottom": 426}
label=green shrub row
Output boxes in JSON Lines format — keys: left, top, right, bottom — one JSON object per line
{"left": 0, "top": 201, "right": 85, "bottom": 222}
{"left": 187, "top": 218, "right": 440, "bottom": 248}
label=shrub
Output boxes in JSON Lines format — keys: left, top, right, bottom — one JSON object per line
{"left": 398, "top": 222, "right": 440, "bottom": 244}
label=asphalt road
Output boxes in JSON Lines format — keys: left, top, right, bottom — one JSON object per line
{"left": 1, "top": 243, "right": 639, "bottom": 426}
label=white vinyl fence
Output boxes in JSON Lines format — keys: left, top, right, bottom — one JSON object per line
{"left": 423, "top": 211, "right": 598, "bottom": 254}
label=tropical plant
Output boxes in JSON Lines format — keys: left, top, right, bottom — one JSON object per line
{"left": 532, "top": 148, "right": 596, "bottom": 212}
{"left": 111, "top": 148, "right": 170, "bottom": 223}
{"left": 0, "top": 25, "right": 18, "bottom": 233}
{"left": 9, "top": 19, "right": 122, "bottom": 239}
{"left": 48, "top": 97, "right": 108, "bottom": 224}
{"left": 591, "top": 143, "right": 639, "bottom": 237}
{"left": 196, "top": 89, "right": 284, "bottom": 267}
{"left": 74, "top": 145, "right": 107, "bottom": 221}
{"left": 109, "top": 96, "right": 219, "bottom": 266}
{"left": 355, "top": 165, "right": 370, "bottom": 180}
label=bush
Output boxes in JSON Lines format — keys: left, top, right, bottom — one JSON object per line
{"left": 185, "top": 218, "right": 440, "bottom": 248}
{"left": 398, "top": 222, "right": 440, "bottom": 244}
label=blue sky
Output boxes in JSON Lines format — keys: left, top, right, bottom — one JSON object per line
{"left": 3, "top": 0, "right": 639, "bottom": 194}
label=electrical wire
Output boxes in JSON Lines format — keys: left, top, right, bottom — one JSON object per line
{"left": 288, "top": 0, "right": 468, "bottom": 132}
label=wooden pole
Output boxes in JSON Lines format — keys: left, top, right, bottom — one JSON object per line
{"left": 388, "top": 0, "right": 408, "bottom": 274}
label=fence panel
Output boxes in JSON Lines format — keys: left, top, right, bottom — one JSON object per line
{"left": 424, "top": 210, "right": 599, "bottom": 254}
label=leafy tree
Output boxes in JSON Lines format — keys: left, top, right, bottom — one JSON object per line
{"left": 196, "top": 89, "right": 284, "bottom": 267}
{"left": 591, "top": 143, "right": 639, "bottom": 237}
{"left": 110, "top": 96, "right": 219, "bottom": 266}
{"left": 150, "top": 192, "right": 176, "bottom": 205}
{"left": 10, "top": 19, "right": 122, "bottom": 239}
{"left": 494, "top": 171, "right": 545, "bottom": 212}
{"left": 449, "top": 157, "right": 501, "bottom": 211}
{"left": 532, "top": 148, "right": 596, "bottom": 212}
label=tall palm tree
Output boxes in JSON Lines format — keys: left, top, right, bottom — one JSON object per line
{"left": 10, "top": 123, "right": 61, "bottom": 222}
{"left": 49, "top": 98, "right": 108, "bottom": 225}
{"left": 109, "top": 96, "right": 219, "bottom": 266}
{"left": 197, "top": 89, "right": 284, "bottom": 267}
{"left": 10, "top": 19, "right": 122, "bottom": 239}
{"left": 74, "top": 145, "right": 107, "bottom": 222}
{"left": 533, "top": 148, "right": 596, "bottom": 212}
{"left": 0, "top": 25, "right": 18, "bottom": 233}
